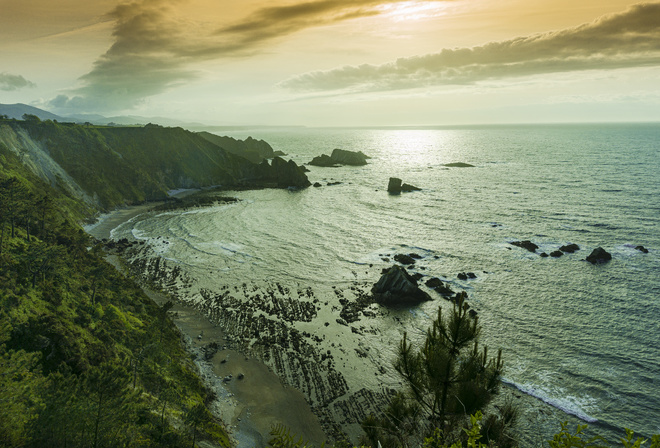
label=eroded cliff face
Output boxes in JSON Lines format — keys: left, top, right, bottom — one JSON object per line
{"left": 0, "top": 120, "right": 310, "bottom": 213}
{"left": 0, "top": 124, "right": 95, "bottom": 206}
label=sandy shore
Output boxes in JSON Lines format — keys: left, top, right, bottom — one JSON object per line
{"left": 84, "top": 203, "right": 159, "bottom": 240}
{"left": 91, "top": 208, "right": 327, "bottom": 447}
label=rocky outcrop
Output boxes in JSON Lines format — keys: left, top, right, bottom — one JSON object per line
{"left": 586, "top": 247, "right": 612, "bottom": 264}
{"left": 387, "top": 177, "right": 421, "bottom": 193}
{"left": 394, "top": 254, "right": 416, "bottom": 265}
{"left": 444, "top": 162, "right": 475, "bottom": 168}
{"left": 330, "top": 149, "right": 370, "bottom": 165}
{"left": 258, "top": 157, "right": 311, "bottom": 188}
{"left": 372, "top": 265, "right": 432, "bottom": 306}
{"left": 560, "top": 243, "right": 580, "bottom": 253}
{"left": 309, "top": 148, "right": 370, "bottom": 167}
{"left": 635, "top": 245, "right": 649, "bottom": 254}
{"left": 197, "top": 132, "right": 281, "bottom": 163}
{"left": 510, "top": 240, "right": 539, "bottom": 253}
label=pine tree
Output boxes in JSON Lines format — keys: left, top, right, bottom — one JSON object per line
{"left": 363, "top": 293, "right": 506, "bottom": 447}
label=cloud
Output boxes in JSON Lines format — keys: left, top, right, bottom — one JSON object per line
{"left": 214, "top": 0, "right": 421, "bottom": 47}
{"left": 0, "top": 72, "right": 37, "bottom": 91}
{"left": 280, "top": 2, "right": 660, "bottom": 93}
{"left": 49, "top": 0, "right": 446, "bottom": 113}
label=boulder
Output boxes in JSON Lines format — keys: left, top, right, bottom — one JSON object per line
{"left": 372, "top": 265, "right": 432, "bottom": 306}
{"left": 586, "top": 247, "right": 612, "bottom": 264}
{"left": 560, "top": 243, "right": 580, "bottom": 253}
{"left": 550, "top": 251, "right": 563, "bottom": 258}
{"left": 635, "top": 245, "right": 649, "bottom": 254}
{"left": 394, "top": 254, "right": 416, "bottom": 265}
{"left": 425, "top": 277, "right": 443, "bottom": 288}
{"left": 510, "top": 240, "right": 539, "bottom": 253}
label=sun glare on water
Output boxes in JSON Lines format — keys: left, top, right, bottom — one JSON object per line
{"left": 377, "top": 1, "right": 448, "bottom": 21}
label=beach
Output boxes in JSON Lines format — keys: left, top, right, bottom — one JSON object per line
{"left": 86, "top": 205, "right": 329, "bottom": 447}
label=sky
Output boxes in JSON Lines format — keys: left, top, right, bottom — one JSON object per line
{"left": 1, "top": 0, "right": 659, "bottom": 126}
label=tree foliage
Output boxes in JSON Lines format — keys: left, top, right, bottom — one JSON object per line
{"left": 362, "top": 293, "right": 511, "bottom": 448}
{"left": 0, "top": 165, "right": 230, "bottom": 447}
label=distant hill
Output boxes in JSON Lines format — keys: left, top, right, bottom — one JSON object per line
{"left": 0, "top": 103, "right": 210, "bottom": 128}
{"left": 0, "top": 103, "right": 66, "bottom": 122}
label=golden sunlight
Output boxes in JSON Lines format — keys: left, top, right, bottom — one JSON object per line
{"left": 376, "top": 1, "right": 448, "bottom": 22}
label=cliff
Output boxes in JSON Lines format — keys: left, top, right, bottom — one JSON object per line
{"left": 197, "top": 132, "right": 284, "bottom": 163}
{"left": 0, "top": 118, "right": 309, "bottom": 214}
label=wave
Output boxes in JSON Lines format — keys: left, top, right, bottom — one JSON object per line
{"left": 503, "top": 378, "right": 599, "bottom": 423}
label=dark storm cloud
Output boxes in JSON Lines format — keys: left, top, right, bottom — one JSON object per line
{"left": 280, "top": 2, "right": 660, "bottom": 93}
{"left": 0, "top": 73, "right": 37, "bottom": 91}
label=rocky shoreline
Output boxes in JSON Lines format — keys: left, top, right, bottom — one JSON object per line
{"left": 112, "top": 238, "right": 397, "bottom": 443}
{"left": 87, "top": 206, "right": 407, "bottom": 445}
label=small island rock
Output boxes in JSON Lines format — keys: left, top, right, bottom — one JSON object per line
{"left": 560, "top": 243, "right": 580, "bottom": 253}
{"left": 444, "top": 162, "right": 475, "bottom": 168}
{"left": 309, "top": 148, "right": 370, "bottom": 167}
{"left": 388, "top": 177, "right": 421, "bottom": 193}
{"left": 510, "top": 240, "right": 539, "bottom": 253}
{"left": 586, "top": 247, "right": 612, "bottom": 264}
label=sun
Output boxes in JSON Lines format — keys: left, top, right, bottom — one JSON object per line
{"left": 377, "top": 1, "right": 449, "bottom": 22}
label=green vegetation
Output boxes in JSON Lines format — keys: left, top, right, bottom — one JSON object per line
{"left": 361, "top": 292, "right": 515, "bottom": 448}
{"left": 1, "top": 147, "right": 229, "bottom": 446}
{"left": 0, "top": 117, "right": 309, "bottom": 215}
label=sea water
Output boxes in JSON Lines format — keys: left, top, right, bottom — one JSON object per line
{"left": 112, "top": 124, "right": 659, "bottom": 443}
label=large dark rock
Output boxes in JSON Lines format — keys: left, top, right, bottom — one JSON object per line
{"left": 308, "top": 148, "right": 370, "bottom": 167}
{"left": 329, "top": 148, "right": 370, "bottom": 166}
{"left": 444, "top": 162, "right": 475, "bottom": 168}
{"left": 387, "top": 177, "right": 421, "bottom": 193}
{"left": 394, "top": 254, "right": 416, "bottom": 265}
{"left": 510, "top": 240, "right": 539, "bottom": 253}
{"left": 635, "top": 245, "right": 649, "bottom": 254}
{"left": 372, "top": 265, "right": 432, "bottom": 306}
{"left": 259, "top": 157, "right": 311, "bottom": 188}
{"left": 560, "top": 243, "right": 580, "bottom": 253}
{"left": 586, "top": 247, "right": 612, "bottom": 264}
{"left": 308, "top": 154, "right": 339, "bottom": 167}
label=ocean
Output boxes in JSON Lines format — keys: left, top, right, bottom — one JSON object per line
{"left": 111, "top": 123, "right": 659, "bottom": 444}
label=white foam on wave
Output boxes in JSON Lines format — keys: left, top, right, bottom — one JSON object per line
{"left": 503, "top": 378, "right": 599, "bottom": 423}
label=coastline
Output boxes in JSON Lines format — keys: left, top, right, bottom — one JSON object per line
{"left": 86, "top": 205, "right": 327, "bottom": 447}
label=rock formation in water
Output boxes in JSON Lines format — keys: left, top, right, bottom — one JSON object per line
{"left": 309, "top": 148, "right": 370, "bottom": 167}
{"left": 444, "top": 162, "right": 475, "bottom": 168}
{"left": 510, "top": 240, "right": 539, "bottom": 253}
{"left": 372, "top": 265, "right": 432, "bottom": 306}
{"left": 387, "top": 177, "right": 421, "bottom": 193}
{"left": 586, "top": 247, "right": 612, "bottom": 264}
{"left": 560, "top": 243, "right": 580, "bottom": 253}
